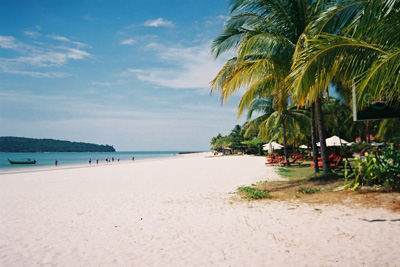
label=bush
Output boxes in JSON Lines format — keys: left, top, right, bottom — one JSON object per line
{"left": 344, "top": 145, "right": 400, "bottom": 191}
{"left": 237, "top": 186, "right": 271, "bottom": 199}
{"left": 298, "top": 186, "right": 320, "bottom": 194}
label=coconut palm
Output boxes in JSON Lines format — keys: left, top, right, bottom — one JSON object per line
{"left": 242, "top": 96, "right": 310, "bottom": 165}
{"left": 289, "top": 0, "right": 400, "bottom": 112}
{"left": 258, "top": 103, "right": 311, "bottom": 153}
{"left": 211, "top": 0, "right": 333, "bottom": 170}
{"left": 310, "top": 102, "right": 319, "bottom": 172}
{"left": 285, "top": 0, "right": 400, "bottom": 171}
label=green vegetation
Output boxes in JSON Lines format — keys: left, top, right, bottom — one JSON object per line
{"left": 210, "top": 0, "right": 400, "bottom": 175}
{"left": 343, "top": 146, "right": 400, "bottom": 191}
{"left": 277, "top": 167, "right": 293, "bottom": 178}
{"left": 233, "top": 161, "right": 399, "bottom": 211}
{"left": 210, "top": 125, "right": 249, "bottom": 154}
{"left": 0, "top": 136, "right": 115, "bottom": 152}
{"left": 277, "top": 164, "right": 341, "bottom": 182}
{"left": 298, "top": 187, "right": 320, "bottom": 195}
{"left": 237, "top": 185, "right": 271, "bottom": 199}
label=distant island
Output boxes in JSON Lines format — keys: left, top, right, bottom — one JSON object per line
{"left": 0, "top": 137, "right": 116, "bottom": 153}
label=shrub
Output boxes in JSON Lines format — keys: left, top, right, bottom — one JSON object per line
{"left": 298, "top": 186, "right": 320, "bottom": 194}
{"left": 237, "top": 186, "right": 271, "bottom": 199}
{"left": 344, "top": 145, "right": 400, "bottom": 191}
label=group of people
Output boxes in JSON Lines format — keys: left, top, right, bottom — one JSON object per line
{"left": 89, "top": 157, "right": 121, "bottom": 165}
{"left": 54, "top": 156, "right": 134, "bottom": 167}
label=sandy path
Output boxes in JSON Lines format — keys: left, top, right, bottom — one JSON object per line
{"left": 1, "top": 154, "right": 399, "bottom": 266}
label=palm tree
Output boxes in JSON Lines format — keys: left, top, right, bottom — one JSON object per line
{"left": 286, "top": 0, "right": 400, "bottom": 173}
{"left": 286, "top": 0, "right": 400, "bottom": 171}
{"left": 289, "top": 0, "right": 400, "bottom": 119}
{"left": 310, "top": 102, "right": 319, "bottom": 173}
{"left": 243, "top": 96, "right": 310, "bottom": 165}
{"left": 211, "top": 0, "right": 332, "bottom": 170}
{"left": 258, "top": 103, "right": 310, "bottom": 162}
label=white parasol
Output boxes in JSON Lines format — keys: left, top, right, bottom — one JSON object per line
{"left": 263, "top": 142, "right": 283, "bottom": 153}
{"left": 317, "top": 135, "right": 349, "bottom": 147}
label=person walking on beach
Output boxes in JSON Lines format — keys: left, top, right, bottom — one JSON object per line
{"left": 96, "top": 159, "right": 98, "bottom": 165}
{"left": 89, "top": 158, "right": 91, "bottom": 165}
{"left": 132, "top": 156, "right": 135, "bottom": 161}
{"left": 55, "top": 160, "right": 58, "bottom": 167}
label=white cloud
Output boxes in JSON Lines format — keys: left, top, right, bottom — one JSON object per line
{"left": 24, "top": 31, "right": 41, "bottom": 38}
{"left": 91, "top": 80, "right": 125, "bottom": 87}
{"left": 0, "top": 35, "right": 91, "bottom": 76}
{"left": 0, "top": 36, "right": 21, "bottom": 50}
{"left": 1, "top": 69, "right": 69, "bottom": 78}
{"left": 11, "top": 47, "right": 90, "bottom": 67}
{"left": 121, "top": 38, "right": 136, "bottom": 45}
{"left": 47, "top": 35, "right": 70, "bottom": 42}
{"left": 144, "top": 18, "right": 174, "bottom": 27}
{"left": 124, "top": 42, "right": 227, "bottom": 93}
{"left": 47, "top": 34, "right": 89, "bottom": 47}
{"left": 64, "top": 47, "right": 91, "bottom": 60}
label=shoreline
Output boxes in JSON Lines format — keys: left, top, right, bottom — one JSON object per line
{"left": 1, "top": 154, "right": 399, "bottom": 266}
{"left": 0, "top": 151, "right": 193, "bottom": 175}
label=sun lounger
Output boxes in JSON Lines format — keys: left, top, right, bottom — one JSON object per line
{"left": 265, "top": 155, "right": 284, "bottom": 166}
{"left": 279, "top": 156, "right": 301, "bottom": 166}
{"left": 310, "top": 155, "right": 344, "bottom": 170}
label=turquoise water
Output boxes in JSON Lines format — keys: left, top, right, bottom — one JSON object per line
{"left": 0, "top": 151, "right": 181, "bottom": 171}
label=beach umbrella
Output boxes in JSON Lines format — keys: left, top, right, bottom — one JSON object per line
{"left": 317, "top": 135, "right": 349, "bottom": 147}
{"left": 263, "top": 143, "right": 272, "bottom": 154}
{"left": 263, "top": 142, "right": 283, "bottom": 152}
{"left": 299, "top": 145, "right": 308, "bottom": 149}
{"left": 371, "top": 142, "right": 384, "bottom": 146}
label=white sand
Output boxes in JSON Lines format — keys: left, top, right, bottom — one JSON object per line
{"left": 1, "top": 153, "right": 399, "bottom": 266}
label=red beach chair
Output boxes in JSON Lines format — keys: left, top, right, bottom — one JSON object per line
{"left": 265, "top": 155, "right": 283, "bottom": 165}
{"left": 279, "top": 156, "right": 301, "bottom": 166}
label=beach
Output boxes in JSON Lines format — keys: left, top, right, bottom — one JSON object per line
{"left": 1, "top": 153, "right": 399, "bottom": 266}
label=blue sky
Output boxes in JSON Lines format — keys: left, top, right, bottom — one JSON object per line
{"left": 0, "top": 0, "right": 246, "bottom": 151}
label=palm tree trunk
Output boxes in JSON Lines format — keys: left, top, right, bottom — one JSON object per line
{"left": 316, "top": 97, "right": 332, "bottom": 173}
{"left": 282, "top": 119, "right": 290, "bottom": 166}
{"left": 310, "top": 102, "right": 319, "bottom": 173}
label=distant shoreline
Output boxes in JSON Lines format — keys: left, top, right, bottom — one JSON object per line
{"left": 0, "top": 151, "right": 184, "bottom": 172}
{"left": 0, "top": 136, "right": 115, "bottom": 153}
{"left": 0, "top": 152, "right": 210, "bottom": 175}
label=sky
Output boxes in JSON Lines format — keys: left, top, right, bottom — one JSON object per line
{"left": 0, "top": 0, "right": 247, "bottom": 151}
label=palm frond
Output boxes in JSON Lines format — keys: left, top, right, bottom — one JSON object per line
{"left": 211, "top": 12, "right": 267, "bottom": 58}
{"left": 306, "top": 0, "right": 366, "bottom": 37}
{"left": 288, "top": 33, "right": 387, "bottom": 106}
{"left": 237, "top": 32, "right": 295, "bottom": 62}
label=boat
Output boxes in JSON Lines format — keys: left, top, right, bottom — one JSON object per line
{"left": 8, "top": 158, "right": 37, "bottom": 165}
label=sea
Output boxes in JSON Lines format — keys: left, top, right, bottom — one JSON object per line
{"left": 0, "top": 151, "right": 183, "bottom": 172}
